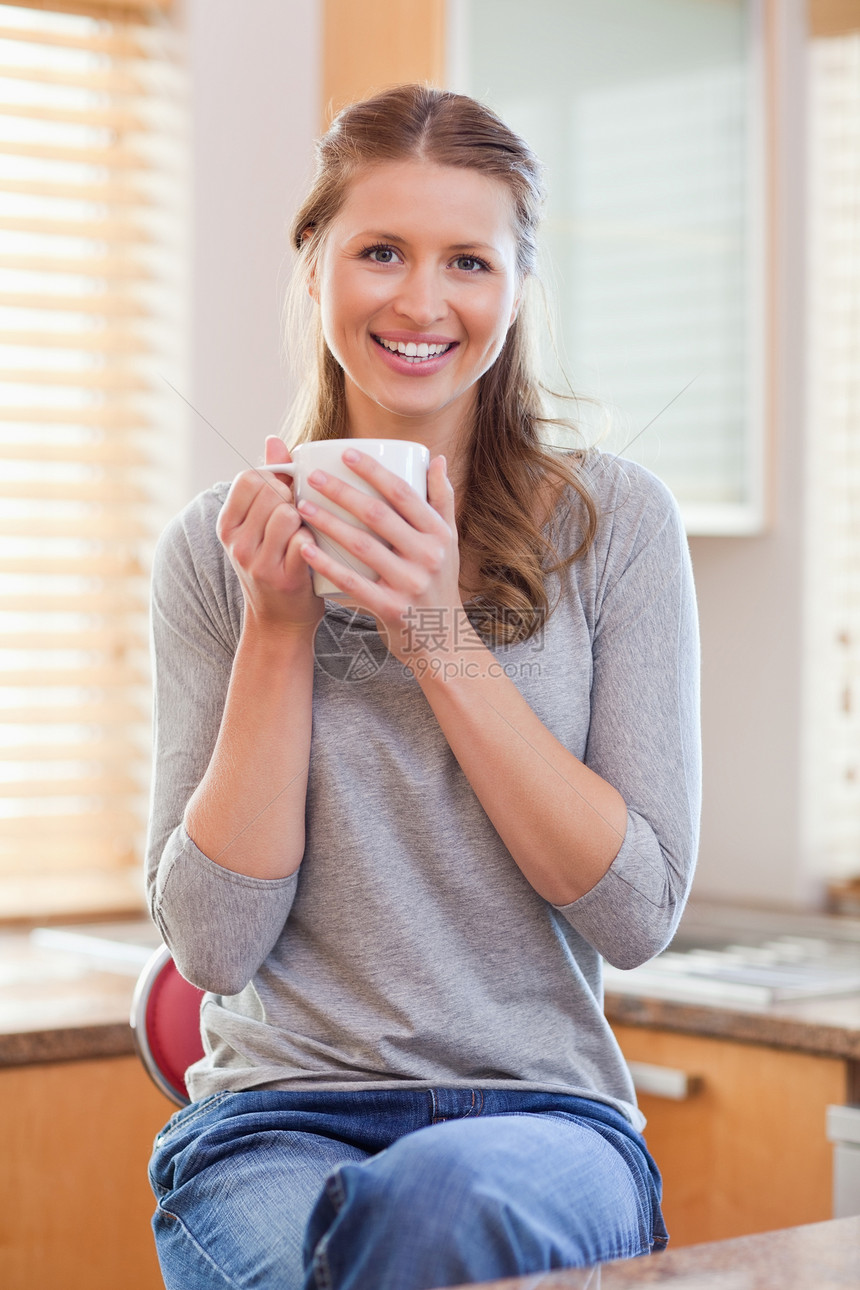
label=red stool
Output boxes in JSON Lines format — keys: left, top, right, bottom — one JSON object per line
{"left": 130, "top": 943, "right": 205, "bottom": 1106}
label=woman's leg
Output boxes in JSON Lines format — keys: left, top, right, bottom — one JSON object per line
{"left": 149, "top": 1093, "right": 370, "bottom": 1290}
{"left": 304, "top": 1110, "right": 660, "bottom": 1290}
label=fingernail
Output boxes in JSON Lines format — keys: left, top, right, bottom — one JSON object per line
{"left": 342, "top": 449, "right": 360, "bottom": 464}
{"left": 297, "top": 499, "right": 317, "bottom": 515}
{"left": 308, "top": 469, "right": 328, "bottom": 485}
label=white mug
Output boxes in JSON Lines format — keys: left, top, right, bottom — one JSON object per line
{"left": 254, "top": 438, "right": 430, "bottom": 599}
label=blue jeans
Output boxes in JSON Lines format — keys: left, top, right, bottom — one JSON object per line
{"left": 149, "top": 1087, "right": 667, "bottom": 1290}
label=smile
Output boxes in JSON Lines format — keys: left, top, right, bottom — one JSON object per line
{"left": 373, "top": 336, "right": 454, "bottom": 364}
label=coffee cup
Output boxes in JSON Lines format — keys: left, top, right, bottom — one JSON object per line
{"left": 254, "top": 438, "right": 430, "bottom": 599}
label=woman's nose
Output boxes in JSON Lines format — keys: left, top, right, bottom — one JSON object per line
{"left": 393, "top": 265, "right": 447, "bottom": 326}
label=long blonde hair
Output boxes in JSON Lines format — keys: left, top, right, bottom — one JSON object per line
{"left": 284, "top": 84, "right": 597, "bottom": 643}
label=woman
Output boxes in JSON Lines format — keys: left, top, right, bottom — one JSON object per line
{"left": 147, "top": 85, "right": 700, "bottom": 1290}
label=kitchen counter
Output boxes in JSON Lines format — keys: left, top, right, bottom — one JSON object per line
{"left": 447, "top": 1214, "right": 860, "bottom": 1288}
{"left": 604, "top": 900, "right": 860, "bottom": 1066}
{"left": 604, "top": 987, "right": 860, "bottom": 1063}
{"left": 2, "top": 902, "right": 860, "bottom": 1068}
{"left": 0, "top": 920, "right": 160, "bottom": 1066}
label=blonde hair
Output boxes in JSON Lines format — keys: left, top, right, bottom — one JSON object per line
{"left": 284, "top": 84, "right": 597, "bottom": 643}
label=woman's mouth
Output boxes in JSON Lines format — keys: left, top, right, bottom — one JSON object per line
{"left": 373, "top": 335, "right": 455, "bottom": 364}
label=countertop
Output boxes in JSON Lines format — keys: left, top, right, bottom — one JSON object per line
{"left": 447, "top": 1215, "right": 860, "bottom": 1288}
{"left": 604, "top": 901, "right": 860, "bottom": 1063}
{"left": 2, "top": 902, "right": 860, "bottom": 1068}
{"left": 0, "top": 919, "right": 160, "bottom": 1066}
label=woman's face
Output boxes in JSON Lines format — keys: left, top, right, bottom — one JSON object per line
{"left": 314, "top": 159, "right": 521, "bottom": 440}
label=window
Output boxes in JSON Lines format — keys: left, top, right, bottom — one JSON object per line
{"left": 0, "top": 0, "right": 184, "bottom": 922}
{"left": 449, "top": 0, "right": 766, "bottom": 533}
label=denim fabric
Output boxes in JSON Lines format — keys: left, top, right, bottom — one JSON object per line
{"left": 149, "top": 1087, "right": 667, "bottom": 1290}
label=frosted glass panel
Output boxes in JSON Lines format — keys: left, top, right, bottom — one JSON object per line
{"left": 454, "top": 0, "right": 764, "bottom": 532}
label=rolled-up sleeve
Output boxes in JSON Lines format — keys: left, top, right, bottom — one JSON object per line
{"left": 554, "top": 472, "right": 701, "bottom": 967}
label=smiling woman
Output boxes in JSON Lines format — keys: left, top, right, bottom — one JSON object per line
{"left": 312, "top": 160, "right": 520, "bottom": 462}
{"left": 145, "top": 84, "right": 701, "bottom": 1290}
{"left": 285, "top": 85, "right": 599, "bottom": 639}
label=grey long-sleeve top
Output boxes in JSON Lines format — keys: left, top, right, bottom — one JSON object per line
{"left": 146, "top": 452, "right": 701, "bottom": 1128}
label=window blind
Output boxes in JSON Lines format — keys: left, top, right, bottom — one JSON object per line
{"left": 803, "top": 28, "right": 860, "bottom": 884}
{"left": 0, "top": 0, "right": 184, "bottom": 921}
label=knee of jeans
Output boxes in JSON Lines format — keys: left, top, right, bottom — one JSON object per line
{"left": 324, "top": 1125, "right": 532, "bottom": 1248}
{"left": 307, "top": 1142, "right": 575, "bottom": 1290}
{"left": 327, "top": 1122, "right": 653, "bottom": 1270}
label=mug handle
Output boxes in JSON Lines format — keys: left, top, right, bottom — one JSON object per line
{"left": 252, "top": 462, "right": 297, "bottom": 477}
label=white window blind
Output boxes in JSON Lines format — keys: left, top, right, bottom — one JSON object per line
{"left": 803, "top": 25, "right": 860, "bottom": 884}
{"left": 0, "top": 0, "right": 185, "bottom": 922}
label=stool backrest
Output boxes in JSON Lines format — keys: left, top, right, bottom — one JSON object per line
{"left": 130, "top": 944, "right": 205, "bottom": 1106}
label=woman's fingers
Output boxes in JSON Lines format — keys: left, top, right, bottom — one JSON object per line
{"left": 219, "top": 469, "right": 289, "bottom": 541}
{"left": 218, "top": 436, "right": 297, "bottom": 549}
{"left": 427, "top": 454, "right": 456, "bottom": 529}
{"left": 298, "top": 536, "right": 382, "bottom": 609}
{"left": 264, "top": 434, "right": 290, "bottom": 467}
{"left": 255, "top": 497, "right": 301, "bottom": 568}
{"left": 300, "top": 454, "right": 449, "bottom": 556}
{"left": 296, "top": 474, "right": 450, "bottom": 585}
{"left": 297, "top": 496, "right": 430, "bottom": 591}
{"left": 217, "top": 447, "right": 319, "bottom": 599}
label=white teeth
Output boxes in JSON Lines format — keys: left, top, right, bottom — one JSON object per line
{"left": 377, "top": 337, "right": 451, "bottom": 362}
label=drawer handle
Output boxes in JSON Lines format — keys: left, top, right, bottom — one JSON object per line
{"left": 628, "top": 1061, "right": 702, "bottom": 1101}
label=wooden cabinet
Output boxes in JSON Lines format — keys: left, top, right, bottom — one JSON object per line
{"left": 613, "top": 1024, "right": 850, "bottom": 1247}
{"left": 322, "top": 0, "right": 445, "bottom": 118}
{"left": 0, "top": 1056, "right": 173, "bottom": 1290}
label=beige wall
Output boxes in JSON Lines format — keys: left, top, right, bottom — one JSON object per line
{"left": 186, "top": 0, "right": 320, "bottom": 498}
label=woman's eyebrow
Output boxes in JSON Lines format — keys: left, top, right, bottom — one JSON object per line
{"left": 346, "top": 229, "right": 405, "bottom": 243}
{"left": 347, "top": 230, "right": 501, "bottom": 254}
{"left": 447, "top": 242, "right": 500, "bottom": 255}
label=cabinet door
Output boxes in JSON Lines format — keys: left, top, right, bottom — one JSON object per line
{"left": 0, "top": 1056, "right": 172, "bottom": 1290}
{"left": 613, "top": 1025, "right": 848, "bottom": 1247}
{"left": 322, "top": 0, "right": 445, "bottom": 118}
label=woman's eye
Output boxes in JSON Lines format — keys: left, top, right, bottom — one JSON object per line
{"left": 453, "top": 255, "right": 486, "bottom": 272}
{"left": 366, "top": 246, "right": 399, "bottom": 264}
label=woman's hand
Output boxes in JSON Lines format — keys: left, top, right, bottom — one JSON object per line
{"left": 296, "top": 448, "right": 469, "bottom": 666}
{"left": 217, "top": 436, "right": 323, "bottom": 636}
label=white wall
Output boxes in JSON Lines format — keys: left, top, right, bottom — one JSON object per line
{"left": 687, "top": 0, "right": 814, "bottom": 909}
{"left": 185, "top": 0, "right": 320, "bottom": 499}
